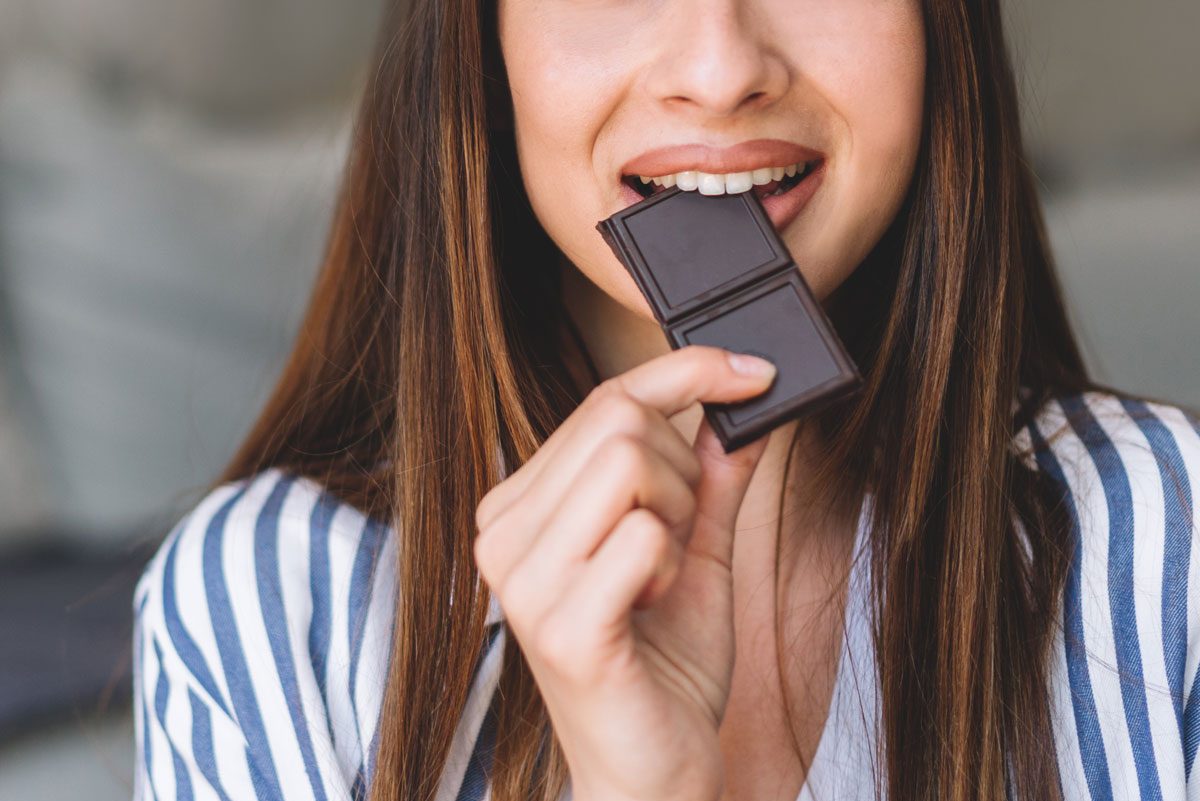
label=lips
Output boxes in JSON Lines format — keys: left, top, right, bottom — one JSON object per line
{"left": 620, "top": 138, "right": 824, "bottom": 177}
{"left": 619, "top": 145, "right": 825, "bottom": 232}
{"left": 616, "top": 138, "right": 827, "bottom": 231}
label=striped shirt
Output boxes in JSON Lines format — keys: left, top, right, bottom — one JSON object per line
{"left": 131, "top": 391, "right": 1200, "bottom": 800}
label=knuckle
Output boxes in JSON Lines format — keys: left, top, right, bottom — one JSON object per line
{"left": 623, "top": 508, "right": 669, "bottom": 557}
{"left": 475, "top": 482, "right": 510, "bottom": 532}
{"left": 598, "top": 433, "right": 649, "bottom": 476}
{"left": 474, "top": 495, "right": 494, "bottom": 533}
{"left": 533, "top": 613, "right": 599, "bottom": 681}
{"left": 472, "top": 510, "right": 514, "bottom": 575}
{"left": 640, "top": 518, "right": 672, "bottom": 563}
{"left": 606, "top": 394, "right": 653, "bottom": 435}
{"left": 589, "top": 376, "right": 623, "bottom": 405}
{"left": 532, "top": 614, "right": 570, "bottom": 667}
{"left": 496, "top": 559, "right": 542, "bottom": 624}
{"left": 593, "top": 388, "right": 640, "bottom": 426}
{"left": 472, "top": 527, "right": 496, "bottom": 575}
{"left": 625, "top": 506, "right": 664, "bottom": 535}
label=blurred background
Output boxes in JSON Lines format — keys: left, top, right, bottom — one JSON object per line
{"left": 0, "top": 0, "right": 1197, "bottom": 798}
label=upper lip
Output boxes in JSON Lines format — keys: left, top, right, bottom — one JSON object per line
{"left": 619, "top": 138, "right": 824, "bottom": 178}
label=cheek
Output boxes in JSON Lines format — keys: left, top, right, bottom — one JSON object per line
{"left": 779, "top": 1, "right": 925, "bottom": 298}
{"left": 839, "top": 10, "right": 925, "bottom": 235}
{"left": 500, "top": 3, "right": 652, "bottom": 312}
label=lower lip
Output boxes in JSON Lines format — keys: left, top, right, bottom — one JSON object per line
{"left": 617, "top": 161, "right": 825, "bottom": 233}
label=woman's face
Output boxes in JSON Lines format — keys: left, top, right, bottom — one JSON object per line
{"left": 497, "top": 0, "right": 926, "bottom": 313}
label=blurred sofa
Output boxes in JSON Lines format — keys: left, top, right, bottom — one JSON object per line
{"left": 0, "top": 0, "right": 383, "bottom": 547}
{"left": 0, "top": 4, "right": 380, "bottom": 796}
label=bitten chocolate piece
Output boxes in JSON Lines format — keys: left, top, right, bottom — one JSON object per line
{"left": 596, "top": 186, "right": 862, "bottom": 452}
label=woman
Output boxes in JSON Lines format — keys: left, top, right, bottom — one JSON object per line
{"left": 131, "top": 0, "right": 1200, "bottom": 799}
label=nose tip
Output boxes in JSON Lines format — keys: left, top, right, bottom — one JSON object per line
{"left": 645, "top": 3, "right": 787, "bottom": 118}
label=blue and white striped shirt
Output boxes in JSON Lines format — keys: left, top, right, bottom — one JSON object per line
{"left": 131, "top": 391, "right": 1200, "bottom": 800}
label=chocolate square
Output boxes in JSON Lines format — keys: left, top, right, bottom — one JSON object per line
{"left": 597, "top": 186, "right": 861, "bottom": 452}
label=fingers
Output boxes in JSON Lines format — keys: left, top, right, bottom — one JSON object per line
{"left": 476, "top": 345, "right": 775, "bottom": 529}
{"left": 475, "top": 435, "right": 696, "bottom": 621}
{"left": 474, "top": 400, "right": 697, "bottom": 589}
{"left": 478, "top": 390, "right": 701, "bottom": 538}
{"left": 476, "top": 389, "right": 698, "bottom": 532}
{"left": 472, "top": 344, "right": 778, "bottom": 662}
{"left": 544, "top": 509, "right": 679, "bottom": 668}
{"left": 609, "top": 345, "right": 776, "bottom": 419}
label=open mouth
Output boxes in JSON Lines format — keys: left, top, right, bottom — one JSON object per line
{"left": 621, "top": 159, "right": 821, "bottom": 201}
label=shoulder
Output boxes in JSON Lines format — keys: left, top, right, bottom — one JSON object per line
{"left": 1012, "top": 391, "right": 1200, "bottom": 652}
{"left": 1013, "top": 396, "right": 1200, "bottom": 790}
{"left": 1013, "top": 389, "right": 1200, "bottom": 534}
{"left": 133, "top": 467, "right": 404, "bottom": 796}
{"left": 132, "top": 466, "right": 398, "bottom": 750}
{"left": 132, "top": 468, "right": 509, "bottom": 797}
{"left": 1014, "top": 390, "right": 1200, "bottom": 696}
{"left": 134, "top": 466, "right": 398, "bottom": 661}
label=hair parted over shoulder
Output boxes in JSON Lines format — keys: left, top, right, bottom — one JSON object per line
{"left": 216, "top": 1, "right": 1179, "bottom": 799}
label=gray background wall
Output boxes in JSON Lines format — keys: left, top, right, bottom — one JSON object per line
{"left": 1006, "top": 0, "right": 1200, "bottom": 409}
{"left": 0, "top": 0, "right": 383, "bottom": 544}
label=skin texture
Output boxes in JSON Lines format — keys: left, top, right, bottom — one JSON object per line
{"left": 478, "top": 1, "right": 926, "bottom": 799}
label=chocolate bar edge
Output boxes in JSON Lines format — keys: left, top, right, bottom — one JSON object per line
{"left": 596, "top": 189, "right": 864, "bottom": 452}
{"left": 597, "top": 188, "right": 796, "bottom": 326}
{"left": 595, "top": 217, "right": 670, "bottom": 327}
{"left": 704, "top": 370, "right": 863, "bottom": 452}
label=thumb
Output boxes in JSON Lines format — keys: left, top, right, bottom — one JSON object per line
{"left": 687, "top": 414, "right": 771, "bottom": 570}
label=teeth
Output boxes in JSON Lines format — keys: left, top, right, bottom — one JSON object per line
{"left": 628, "top": 160, "right": 806, "bottom": 195}
{"left": 631, "top": 161, "right": 810, "bottom": 196}
{"left": 723, "top": 171, "right": 754, "bottom": 194}
{"left": 697, "top": 172, "right": 726, "bottom": 195}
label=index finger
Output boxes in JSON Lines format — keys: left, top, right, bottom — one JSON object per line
{"left": 606, "top": 345, "right": 777, "bottom": 418}
{"left": 474, "top": 346, "right": 773, "bottom": 531}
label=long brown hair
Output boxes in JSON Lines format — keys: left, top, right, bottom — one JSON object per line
{"left": 216, "top": 0, "right": 1139, "bottom": 798}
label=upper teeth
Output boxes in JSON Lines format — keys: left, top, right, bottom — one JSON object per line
{"left": 638, "top": 162, "right": 809, "bottom": 196}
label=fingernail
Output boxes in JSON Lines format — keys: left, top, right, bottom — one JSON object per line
{"left": 727, "top": 352, "right": 777, "bottom": 379}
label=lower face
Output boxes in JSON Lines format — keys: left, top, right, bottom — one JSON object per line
{"left": 497, "top": 0, "right": 926, "bottom": 316}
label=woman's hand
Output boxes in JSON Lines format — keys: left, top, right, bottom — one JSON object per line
{"left": 473, "top": 345, "right": 778, "bottom": 801}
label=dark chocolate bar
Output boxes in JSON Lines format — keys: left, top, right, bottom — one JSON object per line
{"left": 596, "top": 186, "right": 861, "bottom": 452}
